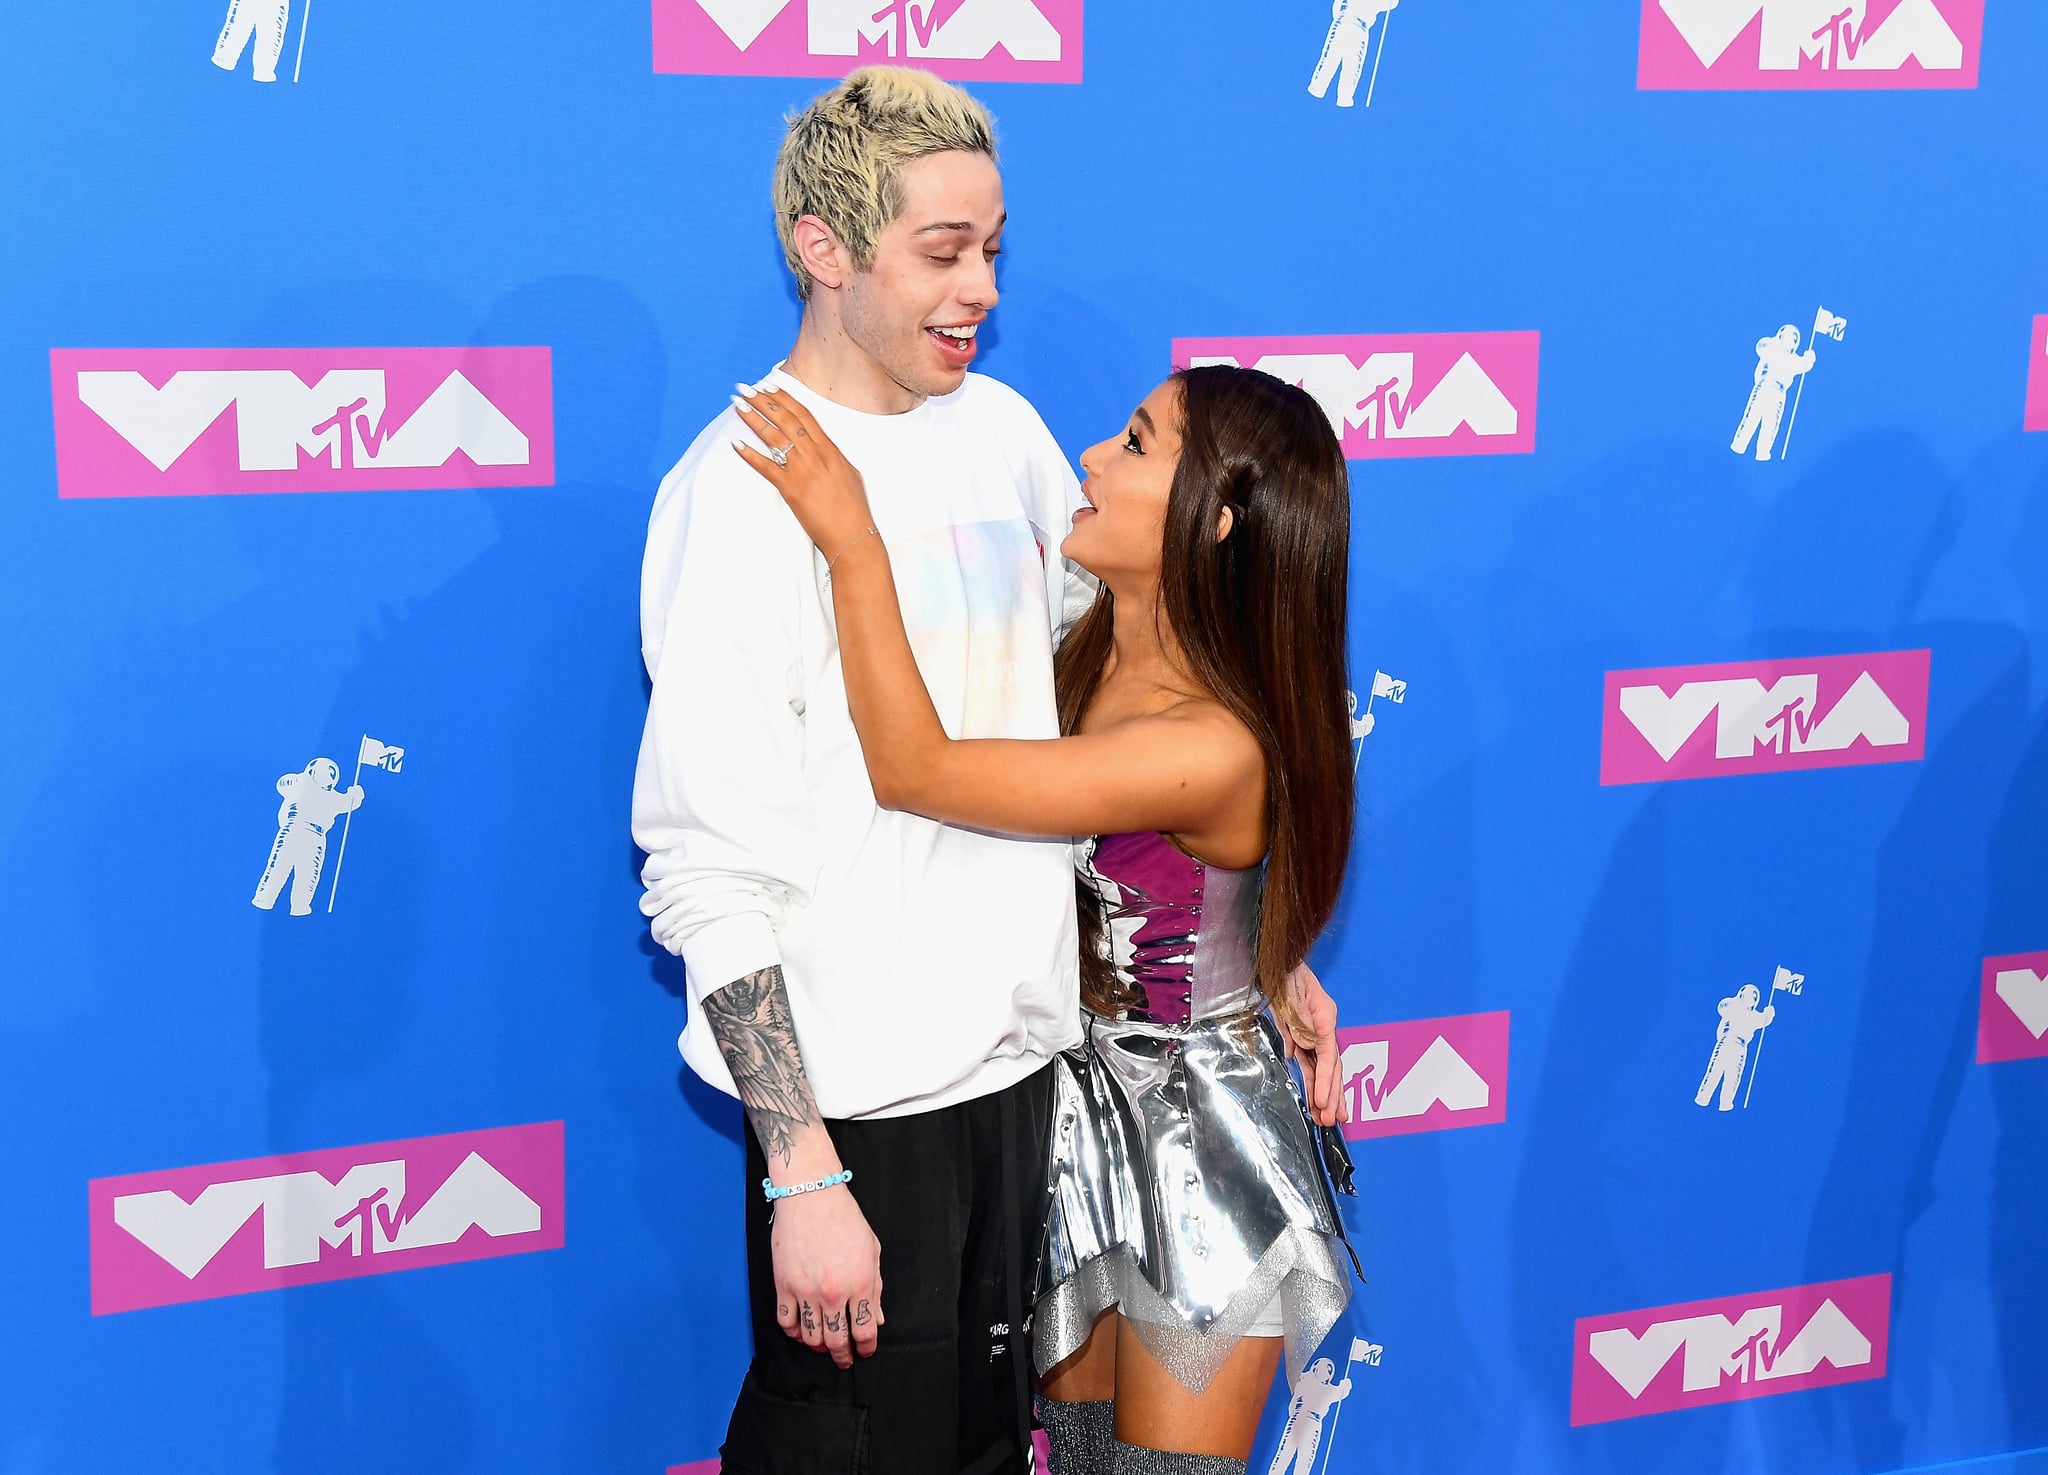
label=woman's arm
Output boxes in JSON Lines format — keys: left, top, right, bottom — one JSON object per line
{"left": 733, "top": 388, "right": 1261, "bottom": 843}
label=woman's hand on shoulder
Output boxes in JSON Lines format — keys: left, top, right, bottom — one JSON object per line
{"left": 732, "top": 387, "right": 877, "bottom": 564}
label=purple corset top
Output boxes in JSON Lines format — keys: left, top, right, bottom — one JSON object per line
{"left": 1080, "top": 830, "right": 1264, "bottom": 1027}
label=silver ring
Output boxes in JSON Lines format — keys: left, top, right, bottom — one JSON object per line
{"left": 767, "top": 443, "right": 792, "bottom": 467}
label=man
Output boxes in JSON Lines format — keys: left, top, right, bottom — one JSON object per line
{"left": 634, "top": 66, "right": 1342, "bottom": 1474}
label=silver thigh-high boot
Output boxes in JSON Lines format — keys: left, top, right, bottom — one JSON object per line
{"left": 1038, "top": 1399, "right": 1115, "bottom": 1474}
{"left": 1111, "top": 1439, "right": 1247, "bottom": 1474}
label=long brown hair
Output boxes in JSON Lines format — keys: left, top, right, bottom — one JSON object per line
{"left": 1057, "top": 365, "right": 1354, "bottom": 1025}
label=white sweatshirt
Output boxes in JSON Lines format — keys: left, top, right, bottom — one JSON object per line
{"left": 633, "top": 366, "right": 1093, "bottom": 1120}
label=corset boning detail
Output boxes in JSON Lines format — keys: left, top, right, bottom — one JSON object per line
{"left": 1081, "top": 831, "right": 1263, "bottom": 1026}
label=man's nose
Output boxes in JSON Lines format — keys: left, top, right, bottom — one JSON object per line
{"left": 961, "top": 255, "right": 999, "bottom": 310}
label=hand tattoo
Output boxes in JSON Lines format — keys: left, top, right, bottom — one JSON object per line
{"left": 824, "top": 1310, "right": 844, "bottom": 1334}
{"left": 801, "top": 1302, "right": 816, "bottom": 1332}
{"left": 854, "top": 1300, "right": 873, "bottom": 1326}
{"left": 702, "top": 965, "right": 822, "bottom": 1169}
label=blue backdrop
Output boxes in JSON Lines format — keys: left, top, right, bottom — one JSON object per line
{"left": 3, "top": 2, "right": 2044, "bottom": 1472}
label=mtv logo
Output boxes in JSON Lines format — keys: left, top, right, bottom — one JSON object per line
{"left": 2026, "top": 316, "right": 2048, "bottom": 434}
{"left": 50, "top": 347, "right": 554, "bottom": 499}
{"left": 653, "top": 0, "right": 1083, "bottom": 82}
{"left": 1978, "top": 950, "right": 2048, "bottom": 1064}
{"left": 1600, "top": 650, "right": 1931, "bottom": 785}
{"left": 1174, "top": 333, "right": 1540, "bottom": 460}
{"left": 1572, "top": 1274, "right": 1891, "bottom": 1424}
{"left": 88, "top": 1122, "right": 564, "bottom": 1313}
{"left": 1359, "top": 1341, "right": 1384, "bottom": 1366}
{"left": 1640, "top": 0, "right": 1983, "bottom": 90}
{"left": 1338, "top": 1010, "right": 1510, "bottom": 1141}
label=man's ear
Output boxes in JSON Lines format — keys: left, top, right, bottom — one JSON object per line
{"left": 793, "top": 215, "right": 850, "bottom": 292}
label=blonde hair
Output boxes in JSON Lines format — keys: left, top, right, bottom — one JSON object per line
{"left": 773, "top": 66, "right": 998, "bottom": 301}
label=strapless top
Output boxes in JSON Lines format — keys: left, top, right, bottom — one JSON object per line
{"left": 1079, "top": 830, "right": 1264, "bottom": 1027}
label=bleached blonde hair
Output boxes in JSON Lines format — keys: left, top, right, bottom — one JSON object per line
{"left": 773, "top": 66, "right": 998, "bottom": 301}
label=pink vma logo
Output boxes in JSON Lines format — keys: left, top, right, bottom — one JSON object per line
{"left": 89, "top": 1122, "right": 565, "bottom": 1314}
{"left": 1600, "top": 649, "right": 1930, "bottom": 786}
{"left": 1639, "top": 0, "right": 1983, "bottom": 89}
{"left": 1979, "top": 950, "right": 2048, "bottom": 1065}
{"left": 1337, "top": 1011, "right": 1510, "bottom": 1141}
{"left": 2026, "top": 317, "right": 2048, "bottom": 433}
{"left": 50, "top": 347, "right": 554, "bottom": 499}
{"left": 653, "top": 0, "right": 1082, "bottom": 82}
{"left": 1572, "top": 1274, "right": 1892, "bottom": 1425}
{"left": 1173, "top": 334, "right": 1539, "bottom": 460}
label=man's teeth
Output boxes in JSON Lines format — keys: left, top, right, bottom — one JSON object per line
{"left": 931, "top": 324, "right": 978, "bottom": 342}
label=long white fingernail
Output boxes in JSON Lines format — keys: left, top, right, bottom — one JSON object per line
{"left": 731, "top": 394, "right": 753, "bottom": 411}
{"left": 735, "top": 382, "right": 760, "bottom": 397}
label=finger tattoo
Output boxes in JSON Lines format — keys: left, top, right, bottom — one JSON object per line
{"left": 801, "top": 1303, "right": 816, "bottom": 1332}
{"left": 854, "top": 1300, "right": 873, "bottom": 1326}
{"left": 824, "top": 1309, "right": 843, "bottom": 1333}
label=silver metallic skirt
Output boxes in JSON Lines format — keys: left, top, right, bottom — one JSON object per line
{"left": 1033, "top": 1008, "right": 1353, "bottom": 1395}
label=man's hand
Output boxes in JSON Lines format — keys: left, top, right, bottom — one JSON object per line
{"left": 700, "top": 964, "right": 886, "bottom": 1366}
{"left": 770, "top": 1185, "right": 885, "bottom": 1368}
{"left": 1280, "top": 961, "right": 1347, "bottom": 1126}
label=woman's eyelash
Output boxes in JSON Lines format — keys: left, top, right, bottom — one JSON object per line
{"left": 1123, "top": 430, "right": 1142, "bottom": 453}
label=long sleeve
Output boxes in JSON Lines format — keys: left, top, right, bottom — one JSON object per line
{"left": 632, "top": 443, "right": 819, "bottom": 1007}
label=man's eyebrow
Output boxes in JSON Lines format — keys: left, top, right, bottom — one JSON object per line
{"left": 911, "top": 212, "right": 1008, "bottom": 237}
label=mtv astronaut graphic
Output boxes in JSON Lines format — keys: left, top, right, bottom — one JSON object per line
{"left": 253, "top": 736, "right": 404, "bottom": 917}
{"left": 1732, "top": 307, "right": 1846, "bottom": 461}
{"left": 1264, "top": 1335, "right": 1378, "bottom": 1474}
{"left": 213, "top": 0, "right": 311, "bottom": 83}
{"left": 1697, "top": 965, "right": 1805, "bottom": 1110}
{"left": 1309, "top": 0, "right": 1398, "bottom": 108}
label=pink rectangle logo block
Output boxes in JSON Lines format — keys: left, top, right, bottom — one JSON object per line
{"left": 88, "top": 1121, "right": 565, "bottom": 1315}
{"left": 1338, "top": 1011, "right": 1510, "bottom": 1141}
{"left": 51, "top": 347, "right": 554, "bottom": 499}
{"left": 667, "top": 1463, "right": 721, "bottom": 1474}
{"left": 1600, "top": 649, "right": 1930, "bottom": 786}
{"left": 2026, "top": 317, "right": 2048, "bottom": 432}
{"left": 1571, "top": 1274, "right": 1891, "bottom": 1425}
{"left": 653, "top": 0, "right": 1082, "bottom": 82}
{"left": 1978, "top": 951, "right": 2048, "bottom": 1064}
{"left": 1638, "top": 0, "right": 1982, "bottom": 89}
{"left": 1173, "top": 333, "right": 1539, "bottom": 460}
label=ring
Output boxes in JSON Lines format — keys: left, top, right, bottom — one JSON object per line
{"left": 767, "top": 442, "right": 794, "bottom": 467}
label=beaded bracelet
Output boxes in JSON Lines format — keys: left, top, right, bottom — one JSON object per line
{"left": 761, "top": 1169, "right": 853, "bottom": 1202}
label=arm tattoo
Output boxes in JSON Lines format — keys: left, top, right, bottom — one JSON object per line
{"left": 701, "top": 964, "right": 822, "bottom": 1170}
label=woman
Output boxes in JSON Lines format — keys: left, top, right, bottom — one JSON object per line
{"left": 734, "top": 365, "right": 1357, "bottom": 1475}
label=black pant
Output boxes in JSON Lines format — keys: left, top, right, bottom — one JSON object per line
{"left": 721, "top": 1063, "right": 1056, "bottom": 1475}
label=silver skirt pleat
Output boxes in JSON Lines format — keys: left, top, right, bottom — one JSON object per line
{"left": 1033, "top": 1008, "right": 1352, "bottom": 1395}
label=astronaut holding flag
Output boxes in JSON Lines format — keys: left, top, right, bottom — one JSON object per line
{"left": 1695, "top": 966, "right": 1804, "bottom": 1112}
{"left": 1265, "top": 1335, "right": 1373, "bottom": 1474}
{"left": 1732, "top": 307, "right": 1847, "bottom": 462}
{"left": 252, "top": 735, "right": 404, "bottom": 918}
